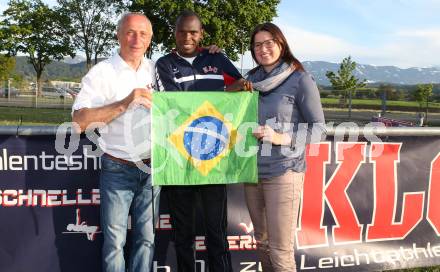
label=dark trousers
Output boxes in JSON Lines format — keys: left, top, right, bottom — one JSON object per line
{"left": 166, "top": 185, "right": 232, "bottom": 272}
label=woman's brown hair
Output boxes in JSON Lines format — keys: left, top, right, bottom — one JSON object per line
{"left": 249, "top": 22, "right": 304, "bottom": 74}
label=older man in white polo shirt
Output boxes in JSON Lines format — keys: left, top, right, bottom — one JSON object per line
{"left": 72, "top": 12, "right": 159, "bottom": 272}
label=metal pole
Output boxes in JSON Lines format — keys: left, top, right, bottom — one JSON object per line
{"left": 348, "top": 89, "right": 353, "bottom": 120}
{"left": 7, "top": 78, "right": 11, "bottom": 103}
{"left": 240, "top": 42, "right": 244, "bottom": 75}
{"left": 35, "top": 80, "right": 38, "bottom": 108}
{"left": 2, "top": 125, "right": 440, "bottom": 136}
{"left": 426, "top": 95, "right": 429, "bottom": 125}
{"left": 381, "top": 89, "right": 387, "bottom": 116}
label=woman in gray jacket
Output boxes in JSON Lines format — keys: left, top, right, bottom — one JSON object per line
{"left": 244, "top": 22, "right": 326, "bottom": 272}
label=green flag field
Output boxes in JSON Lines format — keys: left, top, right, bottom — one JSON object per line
{"left": 152, "top": 91, "right": 258, "bottom": 186}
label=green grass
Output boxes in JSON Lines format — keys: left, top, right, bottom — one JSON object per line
{"left": 0, "top": 106, "right": 72, "bottom": 125}
{"left": 321, "top": 98, "right": 440, "bottom": 109}
{"left": 1, "top": 98, "right": 439, "bottom": 126}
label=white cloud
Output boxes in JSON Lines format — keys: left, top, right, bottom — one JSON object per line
{"left": 235, "top": 22, "right": 364, "bottom": 70}
{"left": 0, "top": 2, "right": 7, "bottom": 14}
{"left": 276, "top": 23, "right": 359, "bottom": 63}
{"left": 242, "top": 19, "right": 440, "bottom": 69}
{"left": 395, "top": 29, "right": 440, "bottom": 45}
{"left": 371, "top": 28, "right": 440, "bottom": 68}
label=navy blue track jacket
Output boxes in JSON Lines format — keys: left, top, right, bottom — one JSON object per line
{"left": 155, "top": 48, "right": 242, "bottom": 92}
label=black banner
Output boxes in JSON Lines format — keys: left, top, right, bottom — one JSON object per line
{"left": 1, "top": 134, "right": 440, "bottom": 271}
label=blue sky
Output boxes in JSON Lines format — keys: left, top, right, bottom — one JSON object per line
{"left": 1, "top": 0, "right": 439, "bottom": 68}
{"left": 269, "top": 0, "right": 440, "bottom": 68}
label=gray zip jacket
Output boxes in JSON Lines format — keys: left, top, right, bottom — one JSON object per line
{"left": 247, "top": 62, "right": 326, "bottom": 178}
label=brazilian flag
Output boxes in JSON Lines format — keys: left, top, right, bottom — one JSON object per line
{"left": 152, "top": 92, "right": 258, "bottom": 185}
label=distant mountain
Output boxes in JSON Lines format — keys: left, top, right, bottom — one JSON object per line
{"left": 15, "top": 56, "right": 88, "bottom": 82}
{"left": 62, "top": 55, "right": 87, "bottom": 64}
{"left": 13, "top": 56, "right": 440, "bottom": 85}
{"left": 239, "top": 62, "right": 440, "bottom": 86}
{"left": 302, "top": 61, "right": 440, "bottom": 86}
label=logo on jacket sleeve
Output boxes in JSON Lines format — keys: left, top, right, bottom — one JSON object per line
{"left": 202, "top": 65, "right": 218, "bottom": 74}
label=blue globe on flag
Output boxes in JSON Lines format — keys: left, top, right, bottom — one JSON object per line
{"left": 166, "top": 100, "right": 242, "bottom": 176}
{"left": 183, "top": 116, "right": 229, "bottom": 161}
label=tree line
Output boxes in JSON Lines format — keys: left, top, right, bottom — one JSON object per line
{"left": 0, "top": 0, "right": 436, "bottom": 120}
{"left": 0, "top": 0, "right": 280, "bottom": 95}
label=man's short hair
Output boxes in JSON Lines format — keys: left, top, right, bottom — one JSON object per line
{"left": 175, "top": 10, "right": 203, "bottom": 30}
{"left": 117, "top": 12, "right": 150, "bottom": 33}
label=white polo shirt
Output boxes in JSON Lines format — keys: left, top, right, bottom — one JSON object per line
{"left": 72, "top": 53, "right": 156, "bottom": 161}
